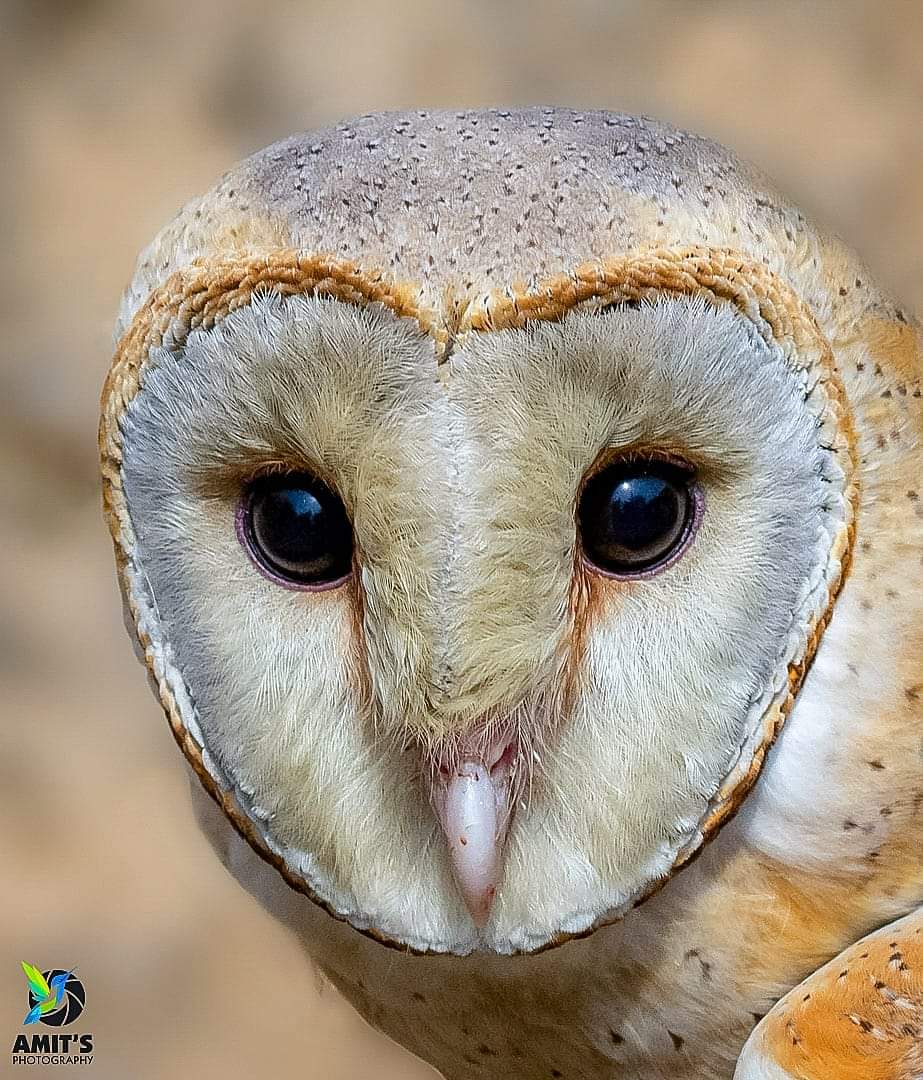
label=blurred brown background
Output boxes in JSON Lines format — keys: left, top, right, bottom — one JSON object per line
{"left": 2, "top": 2, "right": 922, "bottom": 1077}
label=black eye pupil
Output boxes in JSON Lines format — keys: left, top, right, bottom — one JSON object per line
{"left": 578, "top": 459, "right": 694, "bottom": 574}
{"left": 245, "top": 473, "right": 353, "bottom": 585}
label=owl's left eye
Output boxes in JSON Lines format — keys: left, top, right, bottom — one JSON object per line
{"left": 237, "top": 472, "right": 354, "bottom": 589}
{"left": 577, "top": 455, "right": 700, "bottom": 577}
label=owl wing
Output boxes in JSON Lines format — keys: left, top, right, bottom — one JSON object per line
{"left": 735, "top": 907, "right": 923, "bottom": 1079}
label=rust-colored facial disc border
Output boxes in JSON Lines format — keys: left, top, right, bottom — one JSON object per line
{"left": 99, "top": 246, "right": 859, "bottom": 955}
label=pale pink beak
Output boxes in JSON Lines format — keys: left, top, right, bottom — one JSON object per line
{"left": 431, "top": 733, "right": 518, "bottom": 926}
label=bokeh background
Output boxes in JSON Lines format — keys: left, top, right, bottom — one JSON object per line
{"left": 2, "top": 2, "right": 922, "bottom": 1077}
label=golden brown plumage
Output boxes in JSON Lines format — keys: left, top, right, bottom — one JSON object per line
{"left": 738, "top": 910, "right": 923, "bottom": 1078}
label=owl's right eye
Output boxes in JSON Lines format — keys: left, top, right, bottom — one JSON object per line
{"left": 237, "top": 473, "right": 354, "bottom": 589}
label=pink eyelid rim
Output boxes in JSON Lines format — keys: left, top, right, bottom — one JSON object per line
{"left": 578, "top": 472, "right": 706, "bottom": 582}
{"left": 234, "top": 491, "right": 353, "bottom": 593}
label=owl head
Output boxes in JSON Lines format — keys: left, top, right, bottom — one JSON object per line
{"left": 102, "top": 108, "right": 867, "bottom": 955}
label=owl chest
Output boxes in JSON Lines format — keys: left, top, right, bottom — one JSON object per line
{"left": 318, "top": 808, "right": 923, "bottom": 1080}
{"left": 326, "top": 958, "right": 750, "bottom": 1079}
{"left": 320, "top": 885, "right": 769, "bottom": 1080}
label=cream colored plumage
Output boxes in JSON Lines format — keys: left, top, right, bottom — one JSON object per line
{"left": 101, "top": 109, "right": 923, "bottom": 1079}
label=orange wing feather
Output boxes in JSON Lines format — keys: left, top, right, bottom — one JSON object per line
{"left": 742, "top": 908, "right": 923, "bottom": 1079}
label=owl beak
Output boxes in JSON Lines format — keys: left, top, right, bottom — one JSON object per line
{"left": 431, "top": 735, "right": 517, "bottom": 927}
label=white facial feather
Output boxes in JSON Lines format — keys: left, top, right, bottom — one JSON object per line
{"left": 448, "top": 299, "right": 837, "bottom": 949}
{"left": 120, "top": 290, "right": 839, "bottom": 953}
{"left": 123, "top": 296, "right": 470, "bottom": 950}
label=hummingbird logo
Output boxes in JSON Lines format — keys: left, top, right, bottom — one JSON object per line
{"left": 20, "top": 963, "right": 85, "bottom": 1026}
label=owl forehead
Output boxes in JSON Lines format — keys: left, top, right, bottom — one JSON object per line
{"left": 242, "top": 108, "right": 744, "bottom": 279}
{"left": 118, "top": 108, "right": 804, "bottom": 335}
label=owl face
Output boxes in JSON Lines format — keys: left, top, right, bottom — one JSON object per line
{"left": 103, "top": 110, "right": 856, "bottom": 955}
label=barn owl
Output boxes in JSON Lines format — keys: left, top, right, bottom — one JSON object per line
{"left": 100, "top": 108, "right": 923, "bottom": 1079}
